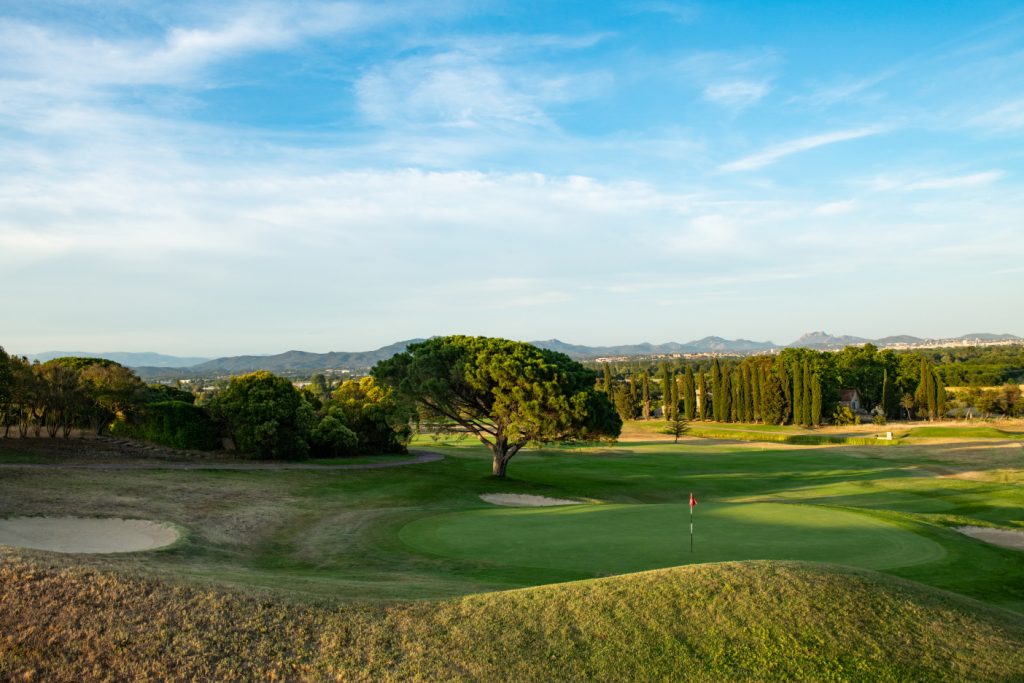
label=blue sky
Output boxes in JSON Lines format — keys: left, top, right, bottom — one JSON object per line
{"left": 2, "top": 1, "right": 1023, "bottom": 356}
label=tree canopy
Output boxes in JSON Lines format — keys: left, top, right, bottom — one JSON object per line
{"left": 373, "top": 335, "right": 621, "bottom": 477}
{"left": 207, "top": 371, "right": 314, "bottom": 460}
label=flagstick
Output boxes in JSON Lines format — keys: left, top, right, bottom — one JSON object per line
{"left": 689, "top": 496, "right": 694, "bottom": 552}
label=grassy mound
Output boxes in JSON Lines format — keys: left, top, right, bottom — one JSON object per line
{"left": 3, "top": 556, "right": 1022, "bottom": 682}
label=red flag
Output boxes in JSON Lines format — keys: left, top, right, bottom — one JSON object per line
{"left": 689, "top": 492, "right": 697, "bottom": 508}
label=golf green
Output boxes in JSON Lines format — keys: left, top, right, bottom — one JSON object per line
{"left": 399, "top": 502, "right": 945, "bottom": 575}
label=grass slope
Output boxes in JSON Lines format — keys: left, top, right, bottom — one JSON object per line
{"left": 2, "top": 556, "right": 1022, "bottom": 682}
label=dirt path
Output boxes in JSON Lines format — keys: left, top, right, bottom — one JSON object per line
{"left": 0, "top": 450, "right": 443, "bottom": 471}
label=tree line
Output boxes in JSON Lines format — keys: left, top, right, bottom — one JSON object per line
{"left": 0, "top": 346, "right": 410, "bottom": 458}
{"left": 596, "top": 344, "right": 1011, "bottom": 425}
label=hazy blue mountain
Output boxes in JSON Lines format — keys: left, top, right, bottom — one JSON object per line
{"left": 530, "top": 337, "right": 775, "bottom": 359}
{"left": 531, "top": 340, "right": 691, "bottom": 358}
{"left": 26, "top": 351, "right": 210, "bottom": 368}
{"left": 955, "top": 333, "right": 1021, "bottom": 342}
{"left": 133, "top": 340, "right": 426, "bottom": 379}
{"left": 874, "top": 335, "right": 924, "bottom": 345}
{"left": 788, "top": 332, "right": 869, "bottom": 349}
{"left": 685, "top": 336, "right": 776, "bottom": 352}
{"left": 126, "top": 332, "right": 1023, "bottom": 380}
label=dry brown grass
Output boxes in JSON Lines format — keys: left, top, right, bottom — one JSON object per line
{"left": 3, "top": 554, "right": 1023, "bottom": 682}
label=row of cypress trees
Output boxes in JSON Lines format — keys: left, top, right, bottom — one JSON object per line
{"left": 605, "top": 357, "right": 825, "bottom": 426}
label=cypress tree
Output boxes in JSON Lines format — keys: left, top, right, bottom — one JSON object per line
{"left": 745, "top": 366, "right": 753, "bottom": 423}
{"left": 628, "top": 375, "right": 637, "bottom": 403}
{"left": 641, "top": 371, "right": 651, "bottom": 420}
{"left": 602, "top": 364, "right": 612, "bottom": 396}
{"left": 677, "top": 374, "right": 686, "bottom": 419}
{"left": 659, "top": 362, "right": 671, "bottom": 420}
{"left": 793, "top": 362, "right": 804, "bottom": 426}
{"left": 720, "top": 368, "right": 733, "bottom": 423}
{"left": 751, "top": 364, "right": 762, "bottom": 423}
{"left": 698, "top": 371, "right": 709, "bottom": 421}
{"left": 925, "top": 367, "right": 937, "bottom": 420}
{"left": 880, "top": 369, "right": 890, "bottom": 419}
{"left": 916, "top": 359, "right": 934, "bottom": 420}
{"left": 731, "top": 369, "right": 740, "bottom": 422}
{"left": 762, "top": 373, "right": 787, "bottom": 425}
{"left": 811, "top": 373, "right": 822, "bottom": 426}
{"left": 758, "top": 366, "right": 769, "bottom": 422}
{"left": 777, "top": 361, "right": 791, "bottom": 424}
{"left": 684, "top": 366, "right": 696, "bottom": 421}
{"left": 712, "top": 359, "right": 723, "bottom": 422}
{"left": 669, "top": 373, "right": 680, "bottom": 420}
{"left": 802, "top": 361, "right": 812, "bottom": 426}
{"left": 933, "top": 369, "right": 946, "bottom": 420}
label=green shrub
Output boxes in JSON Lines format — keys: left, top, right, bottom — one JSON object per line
{"left": 111, "top": 400, "right": 220, "bottom": 451}
{"left": 831, "top": 406, "right": 860, "bottom": 426}
{"left": 206, "top": 371, "right": 314, "bottom": 460}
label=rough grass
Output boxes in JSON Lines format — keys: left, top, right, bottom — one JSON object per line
{"left": 3, "top": 555, "right": 1023, "bottom": 682}
{"left": 622, "top": 419, "right": 898, "bottom": 446}
{"left": 685, "top": 427, "right": 898, "bottom": 446}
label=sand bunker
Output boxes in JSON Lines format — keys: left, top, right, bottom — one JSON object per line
{"left": 0, "top": 517, "right": 179, "bottom": 553}
{"left": 956, "top": 526, "right": 1024, "bottom": 551}
{"left": 480, "top": 493, "right": 583, "bottom": 507}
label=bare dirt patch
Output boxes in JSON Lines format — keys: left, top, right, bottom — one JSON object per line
{"left": 479, "top": 493, "right": 584, "bottom": 507}
{"left": 0, "top": 517, "right": 179, "bottom": 553}
{"left": 955, "top": 526, "right": 1024, "bottom": 551}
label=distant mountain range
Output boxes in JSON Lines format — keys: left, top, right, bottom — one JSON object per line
{"left": 26, "top": 351, "right": 211, "bottom": 368}
{"left": 530, "top": 336, "right": 775, "bottom": 357}
{"left": 28, "top": 332, "right": 1023, "bottom": 380}
{"left": 784, "top": 331, "right": 1022, "bottom": 350}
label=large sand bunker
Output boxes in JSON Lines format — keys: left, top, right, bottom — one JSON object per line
{"left": 956, "top": 526, "right": 1024, "bottom": 551}
{"left": 0, "top": 517, "right": 179, "bottom": 553}
{"left": 480, "top": 493, "right": 584, "bottom": 507}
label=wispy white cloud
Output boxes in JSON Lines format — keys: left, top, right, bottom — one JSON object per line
{"left": 354, "top": 50, "right": 609, "bottom": 131}
{"left": 791, "top": 70, "right": 896, "bottom": 108}
{"left": 633, "top": 2, "right": 700, "bottom": 24}
{"left": 0, "top": 4, "right": 378, "bottom": 88}
{"left": 703, "top": 80, "right": 770, "bottom": 109}
{"left": 813, "top": 199, "right": 858, "bottom": 216}
{"left": 969, "top": 98, "right": 1024, "bottom": 132}
{"left": 719, "top": 125, "right": 888, "bottom": 172}
{"left": 676, "top": 49, "right": 778, "bottom": 110}
{"left": 866, "top": 170, "right": 1004, "bottom": 192}
{"left": 904, "top": 171, "right": 1004, "bottom": 190}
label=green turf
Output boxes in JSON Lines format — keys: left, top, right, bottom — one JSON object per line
{"left": 5, "top": 433, "right": 1024, "bottom": 678}
{"left": 2, "top": 436, "right": 1024, "bottom": 611}
{"left": 903, "top": 426, "right": 1024, "bottom": 439}
{"left": 400, "top": 501, "right": 945, "bottom": 575}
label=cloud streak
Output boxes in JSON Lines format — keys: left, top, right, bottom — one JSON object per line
{"left": 719, "top": 126, "right": 889, "bottom": 172}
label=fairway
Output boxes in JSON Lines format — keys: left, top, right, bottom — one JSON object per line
{"left": 400, "top": 501, "right": 945, "bottom": 575}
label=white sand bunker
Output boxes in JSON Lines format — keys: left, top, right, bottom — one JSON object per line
{"left": 0, "top": 516, "right": 179, "bottom": 553}
{"left": 956, "top": 526, "right": 1024, "bottom": 551}
{"left": 480, "top": 493, "right": 584, "bottom": 507}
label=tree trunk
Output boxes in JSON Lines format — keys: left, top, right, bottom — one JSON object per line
{"left": 487, "top": 436, "right": 523, "bottom": 479}
{"left": 492, "top": 453, "right": 510, "bottom": 478}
